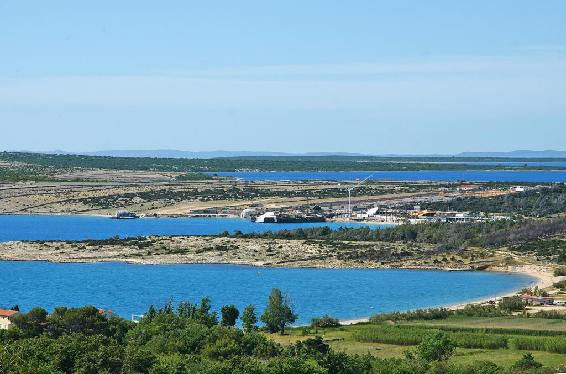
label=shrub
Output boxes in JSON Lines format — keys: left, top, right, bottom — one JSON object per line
{"left": 220, "top": 305, "right": 239, "bottom": 327}
{"left": 498, "top": 296, "right": 525, "bottom": 312}
{"left": 511, "top": 352, "right": 542, "bottom": 371}
{"left": 415, "top": 331, "right": 455, "bottom": 362}
{"left": 458, "top": 360, "right": 501, "bottom": 374}
{"left": 369, "top": 308, "right": 451, "bottom": 322}
{"left": 553, "top": 267, "right": 566, "bottom": 276}
{"left": 311, "top": 315, "right": 340, "bottom": 328}
{"left": 456, "top": 304, "right": 507, "bottom": 317}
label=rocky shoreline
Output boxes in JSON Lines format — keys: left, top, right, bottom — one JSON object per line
{"left": 0, "top": 235, "right": 497, "bottom": 270}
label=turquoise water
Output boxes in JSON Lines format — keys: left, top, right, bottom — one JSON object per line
{"left": 0, "top": 215, "right": 384, "bottom": 242}
{"left": 434, "top": 161, "right": 566, "bottom": 167}
{"left": 210, "top": 170, "right": 566, "bottom": 182}
{"left": 0, "top": 262, "right": 535, "bottom": 324}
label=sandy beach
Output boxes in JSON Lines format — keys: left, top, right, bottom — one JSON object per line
{"left": 0, "top": 235, "right": 560, "bottom": 326}
{"left": 339, "top": 264, "right": 558, "bottom": 325}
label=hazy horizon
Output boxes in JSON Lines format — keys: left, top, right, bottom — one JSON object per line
{"left": 2, "top": 1, "right": 565, "bottom": 153}
{"left": 5, "top": 148, "right": 566, "bottom": 159}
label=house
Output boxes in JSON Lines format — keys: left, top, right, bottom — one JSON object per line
{"left": 458, "top": 183, "right": 480, "bottom": 192}
{"left": 98, "top": 309, "right": 116, "bottom": 319}
{"left": 240, "top": 208, "right": 257, "bottom": 219}
{"left": 0, "top": 309, "right": 19, "bottom": 330}
{"left": 412, "top": 210, "right": 437, "bottom": 218}
{"left": 520, "top": 295, "right": 555, "bottom": 306}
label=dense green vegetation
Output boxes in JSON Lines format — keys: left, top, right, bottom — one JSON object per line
{"left": 0, "top": 166, "right": 70, "bottom": 182}
{"left": 3, "top": 299, "right": 565, "bottom": 373}
{"left": 420, "top": 185, "right": 566, "bottom": 217}
{"left": 3, "top": 152, "right": 566, "bottom": 173}
{"left": 229, "top": 216, "right": 566, "bottom": 254}
{"left": 511, "top": 239, "right": 566, "bottom": 264}
{"left": 368, "top": 302, "right": 528, "bottom": 325}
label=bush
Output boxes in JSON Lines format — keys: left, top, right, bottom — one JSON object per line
{"left": 498, "top": 296, "right": 525, "bottom": 312}
{"left": 457, "top": 360, "right": 501, "bottom": 374}
{"left": 456, "top": 304, "right": 507, "bottom": 317}
{"left": 511, "top": 352, "right": 542, "bottom": 371}
{"left": 415, "top": 331, "right": 455, "bottom": 362}
{"left": 369, "top": 308, "right": 451, "bottom": 322}
{"left": 311, "top": 315, "right": 340, "bottom": 328}
{"left": 220, "top": 305, "right": 239, "bottom": 327}
{"left": 553, "top": 267, "right": 566, "bottom": 276}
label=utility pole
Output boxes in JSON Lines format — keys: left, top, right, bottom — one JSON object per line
{"left": 347, "top": 175, "right": 373, "bottom": 218}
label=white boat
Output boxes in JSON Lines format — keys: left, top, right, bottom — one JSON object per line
{"left": 112, "top": 211, "right": 139, "bottom": 219}
{"left": 255, "top": 212, "right": 277, "bottom": 223}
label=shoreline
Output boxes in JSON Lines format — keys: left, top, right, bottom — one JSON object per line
{"left": 0, "top": 254, "right": 550, "bottom": 325}
{"left": 339, "top": 264, "right": 555, "bottom": 325}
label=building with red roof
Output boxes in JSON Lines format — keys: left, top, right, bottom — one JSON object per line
{"left": 0, "top": 309, "right": 19, "bottom": 330}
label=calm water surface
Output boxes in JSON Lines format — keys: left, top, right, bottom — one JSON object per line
{"left": 0, "top": 262, "right": 535, "bottom": 323}
{"left": 210, "top": 170, "right": 566, "bottom": 182}
{"left": 0, "top": 216, "right": 384, "bottom": 242}
{"left": 434, "top": 161, "right": 566, "bottom": 167}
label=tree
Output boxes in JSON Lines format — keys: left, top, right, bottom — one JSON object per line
{"left": 10, "top": 307, "right": 48, "bottom": 337}
{"left": 511, "top": 353, "right": 542, "bottom": 371}
{"left": 241, "top": 305, "right": 258, "bottom": 332}
{"left": 498, "top": 296, "right": 525, "bottom": 312}
{"left": 260, "top": 289, "right": 297, "bottom": 335}
{"left": 415, "top": 332, "right": 455, "bottom": 362}
{"left": 311, "top": 315, "right": 340, "bottom": 329}
{"left": 221, "top": 305, "right": 239, "bottom": 327}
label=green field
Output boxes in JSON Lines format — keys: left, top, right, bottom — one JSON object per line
{"left": 268, "top": 316, "right": 566, "bottom": 369}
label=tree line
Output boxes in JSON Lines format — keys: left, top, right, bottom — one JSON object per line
{"left": 420, "top": 185, "right": 566, "bottom": 217}
{"left": 1, "top": 292, "right": 557, "bottom": 373}
{"left": 3, "top": 152, "right": 566, "bottom": 173}
{"left": 227, "top": 215, "right": 566, "bottom": 253}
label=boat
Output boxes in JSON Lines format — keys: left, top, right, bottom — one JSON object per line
{"left": 277, "top": 214, "right": 326, "bottom": 223}
{"left": 112, "top": 211, "right": 139, "bottom": 219}
{"left": 255, "top": 211, "right": 325, "bottom": 223}
{"left": 255, "top": 212, "right": 277, "bottom": 223}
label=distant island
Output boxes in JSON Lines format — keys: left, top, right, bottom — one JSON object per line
{"left": 6, "top": 149, "right": 566, "bottom": 159}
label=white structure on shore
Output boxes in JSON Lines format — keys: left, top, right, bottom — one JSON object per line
{"left": 255, "top": 211, "right": 277, "bottom": 223}
{"left": 240, "top": 208, "right": 257, "bottom": 219}
{"left": 366, "top": 207, "right": 380, "bottom": 216}
{"left": 0, "top": 309, "right": 18, "bottom": 330}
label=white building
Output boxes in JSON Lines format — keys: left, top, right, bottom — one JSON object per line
{"left": 255, "top": 211, "right": 277, "bottom": 223}
{"left": 240, "top": 208, "right": 257, "bottom": 219}
{"left": 366, "top": 207, "right": 380, "bottom": 216}
{"left": 0, "top": 309, "right": 19, "bottom": 330}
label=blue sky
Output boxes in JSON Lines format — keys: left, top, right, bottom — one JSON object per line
{"left": 1, "top": 1, "right": 565, "bottom": 154}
